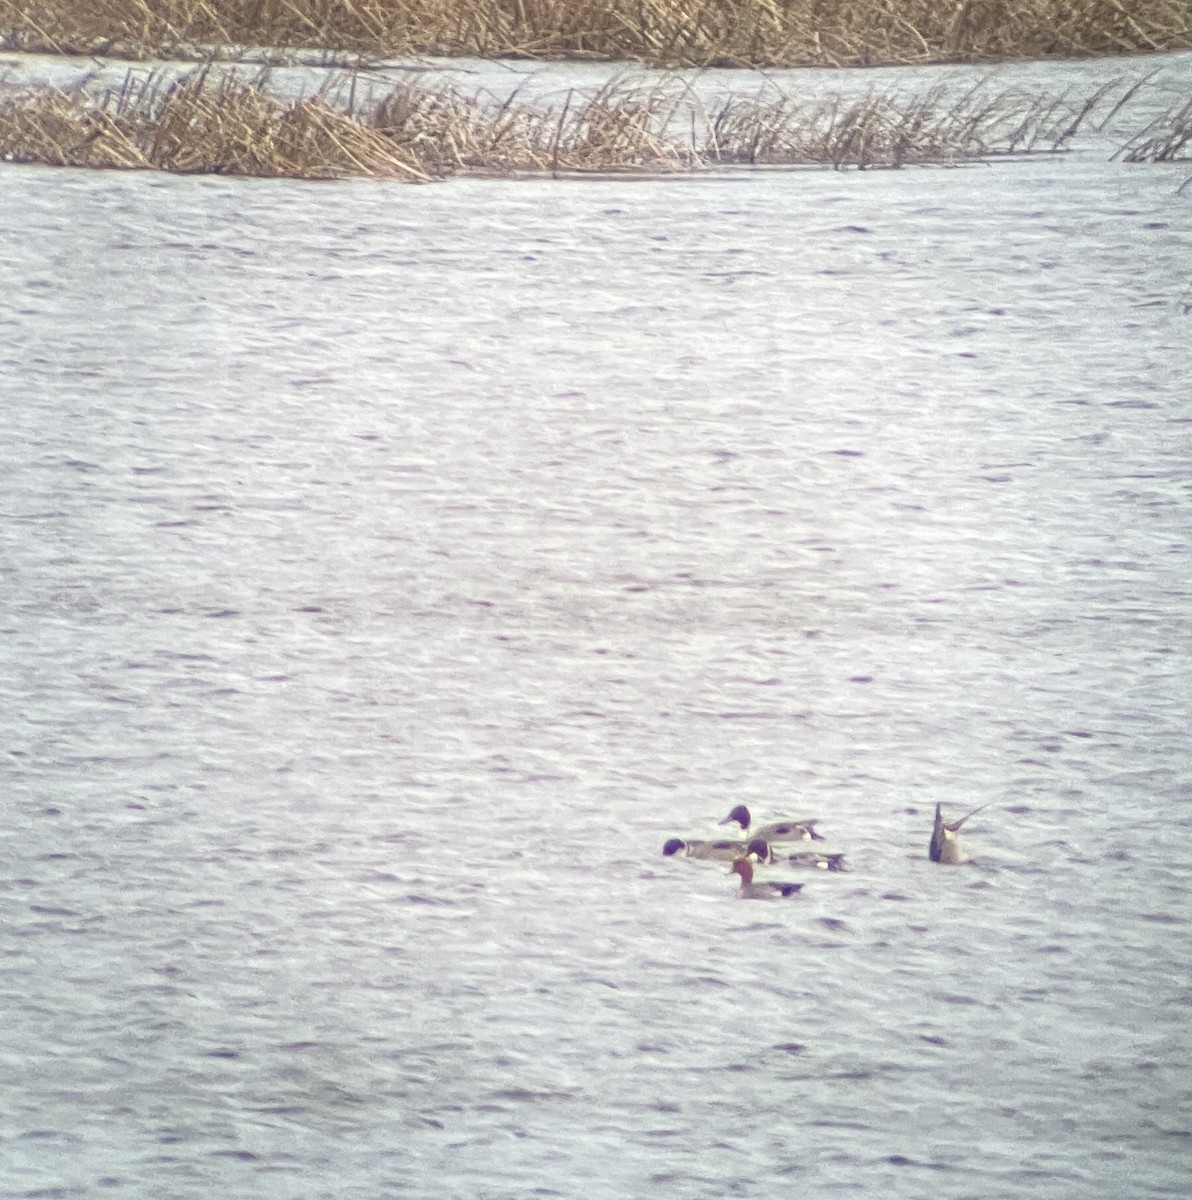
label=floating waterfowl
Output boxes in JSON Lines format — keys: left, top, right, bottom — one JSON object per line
{"left": 929, "top": 802, "right": 989, "bottom": 864}
{"left": 719, "top": 804, "right": 824, "bottom": 842}
{"left": 729, "top": 859, "right": 804, "bottom": 900}
{"left": 745, "top": 838, "right": 846, "bottom": 872}
{"left": 662, "top": 837, "right": 751, "bottom": 861}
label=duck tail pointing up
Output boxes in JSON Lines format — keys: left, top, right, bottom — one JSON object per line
{"left": 929, "top": 802, "right": 946, "bottom": 862}
{"left": 952, "top": 802, "right": 991, "bottom": 830}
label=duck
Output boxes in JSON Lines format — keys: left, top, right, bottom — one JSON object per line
{"left": 744, "top": 838, "right": 846, "bottom": 872}
{"left": 729, "top": 858, "right": 804, "bottom": 899}
{"left": 662, "top": 837, "right": 752, "bottom": 861}
{"left": 719, "top": 804, "right": 824, "bottom": 842}
{"left": 929, "top": 802, "right": 989, "bottom": 864}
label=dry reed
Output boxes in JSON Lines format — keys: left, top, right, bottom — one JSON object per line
{"left": 0, "top": 70, "right": 432, "bottom": 178}
{"left": 1, "top": 69, "right": 1160, "bottom": 179}
{"left": 372, "top": 78, "right": 698, "bottom": 174}
{"left": 704, "top": 80, "right": 1123, "bottom": 168}
{"left": 2, "top": 1, "right": 1190, "bottom": 67}
{"left": 1116, "top": 96, "right": 1192, "bottom": 161}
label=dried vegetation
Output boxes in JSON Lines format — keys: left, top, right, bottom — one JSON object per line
{"left": 1116, "top": 96, "right": 1192, "bottom": 161}
{"left": 0, "top": 71, "right": 430, "bottom": 177}
{"left": 2, "top": 68, "right": 1173, "bottom": 180}
{"left": 704, "top": 81, "right": 1122, "bottom": 168}
{"left": 2, "top": 0, "right": 1190, "bottom": 67}
{"left": 0, "top": 72, "right": 701, "bottom": 178}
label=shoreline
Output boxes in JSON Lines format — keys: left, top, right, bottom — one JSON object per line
{"left": 3, "top": 0, "right": 1191, "bottom": 71}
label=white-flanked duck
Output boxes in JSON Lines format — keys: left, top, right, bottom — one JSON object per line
{"left": 729, "top": 859, "right": 804, "bottom": 900}
{"left": 745, "top": 838, "right": 846, "bottom": 872}
{"left": 929, "top": 802, "right": 989, "bottom": 864}
{"left": 719, "top": 804, "right": 824, "bottom": 843}
{"left": 662, "top": 837, "right": 752, "bottom": 861}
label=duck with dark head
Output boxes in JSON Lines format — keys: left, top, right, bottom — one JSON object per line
{"left": 662, "top": 837, "right": 750, "bottom": 861}
{"left": 745, "top": 837, "right": 847, "bottom": 872}
{"left": 729, "top": 858, "right": 805, "bottom": 900}
{"left": 719, "top": 804, "right": 824, "bottom": 843}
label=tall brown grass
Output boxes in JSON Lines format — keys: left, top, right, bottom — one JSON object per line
{"left": 1, "top": 69, "right": 1160, "bottom": 179}
{"left": 0, "top": 70, "right": 431, "bottom": 177}
{"left": 705, "top": 80, "right": 1122, "bottom": 167}
{"left": 2, "top": 1, "right": 1190, "bottom": 67}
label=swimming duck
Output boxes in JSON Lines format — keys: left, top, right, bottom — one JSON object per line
{"left": 662, "top": 837, "right": 752, "bottom": 861}
{"left": 745, "top": 838, "right": 846, "bottom": 872}
{"left": 719, "top": 804, "right": 824, "bottom": 842}
{"left": 929, "top": 802, "right": 989, "bottom": 864}
{"left": 729, "top": 859, "right": 804, "bottom": 899}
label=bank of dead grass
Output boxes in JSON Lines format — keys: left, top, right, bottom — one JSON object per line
{"left": 2, "top": 1, "right": 1190, "bottom": 67}
{"left": 2, "top": 68, "right": 1168, "bottom": 179}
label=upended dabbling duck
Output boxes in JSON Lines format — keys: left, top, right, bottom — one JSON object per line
{"left": 719, "top": 804, "right": 824, "bottom": 843}
{"left": 929, "top": 802, "right": 989, "bottom": 865}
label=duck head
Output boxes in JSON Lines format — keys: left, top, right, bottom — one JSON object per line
{"left": 729, "top": 859, "right": 755, "bottom": 884}
{"left": 744, "top": 837, "right": 773, "bottom": 863}
{"left": 719, "top": 804, "right": 752, "bottom": 830}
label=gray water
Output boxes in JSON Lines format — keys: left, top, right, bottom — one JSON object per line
{"left": 1, "top": 52, "right": 1191, "bottom": 1200}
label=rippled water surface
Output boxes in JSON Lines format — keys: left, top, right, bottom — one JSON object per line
{"left": 1, "top": 53, "right": 1190, "bottom": 1200}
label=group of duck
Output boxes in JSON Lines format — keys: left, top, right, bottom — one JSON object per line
{"left": 663, "top": 802, "right": 989, "bottom": 900}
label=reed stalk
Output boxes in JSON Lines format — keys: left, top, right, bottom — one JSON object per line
{"left": 1116, "top": 96, "right": 1192, "bottom": 161}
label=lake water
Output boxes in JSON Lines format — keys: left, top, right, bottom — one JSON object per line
{"left": 1, "top": 48, "right": 1190, "bottom": 1200}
